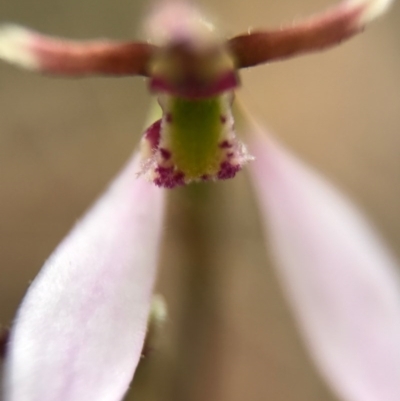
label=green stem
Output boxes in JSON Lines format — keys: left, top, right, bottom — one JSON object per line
{"left": 169, "top": 182, "right": 225, "bottom": 401}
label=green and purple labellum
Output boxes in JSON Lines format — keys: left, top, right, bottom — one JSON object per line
{"left": 140, "top": 93, "right": 252, "bottom": 188}
{"left": 0, "top": 1, "right": 383, "bottom": 190}
{"left": 138, "top": 2, "right": 252, "bottom": 188}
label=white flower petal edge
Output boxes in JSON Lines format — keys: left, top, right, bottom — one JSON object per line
{"left": 247, "top": 126, "right": 400, "bottom": 401}
{"left": 347, "top": 0, "right": 394, "bottom": 25}
{"left": 0, "top": 25, "right": 40, "bottom": 70}
{"left": 3, "top": 152, "right": 165, "bottom": 401}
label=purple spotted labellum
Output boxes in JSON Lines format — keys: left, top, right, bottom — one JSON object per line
{"left": 1, "top": 1, "right": 400, "bottom": 401}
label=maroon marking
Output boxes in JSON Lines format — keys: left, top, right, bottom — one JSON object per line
{"left": 166, "top": 113, "right": 173, "bottom": 123}
{"left": 220, "top": 115, "right": 227, "bottom": 124}
{"left": 144, "top": 119, "right": 162, "bottom": 149}
{"left": 159, "top": 148, "right": 171, "bottom": 160}
{"left": 174, "top": 172, "right": 185, "bottom": 183}
{"left": 217, "top": 161, "right": 241, "bottom": 180}
{"left": 201, "top": 174, "right": 210, "bottom": 181}
{"left": 219, "top": 140, "right": 232, "bottom": 149}
{"left": 149, "top": 71, "right": 240, "bottom": 99}
{"left": 155, "top": 166, "right": 173, "bottom": 175}
{"left": 227, "top": 152, "right": 234, "bottom": 158}
{"left": 154, "top": 166, "right": 185, "bottom": 189}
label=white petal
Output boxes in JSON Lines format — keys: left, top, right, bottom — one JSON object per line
{"left": 3, "top": 152, "right": 165, "bottom": 401}
{"left": 347, "top": 0, "right": 395, "bottom": 24}
{"left": 0, "top": 25, "right": 40, "bottom": 70}
{"left": 248, "top": 126, "right": 400, "bottom": 401}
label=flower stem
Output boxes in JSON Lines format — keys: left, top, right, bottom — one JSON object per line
{"left": 169, "top": 182, "right": 225, "bottom": 401}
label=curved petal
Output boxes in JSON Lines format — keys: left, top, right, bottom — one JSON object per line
{"left": 3, "top": 153, "right": 165, "bottom": 401}
{"left": 247, "top": 125, "right": 400, "bottom": 401}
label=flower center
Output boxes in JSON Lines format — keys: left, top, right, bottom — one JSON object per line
{"left": 139, "top": 93, "right": 253, "bottom": 188}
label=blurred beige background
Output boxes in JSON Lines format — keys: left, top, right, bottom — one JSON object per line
{"left": 0, "top": 1, "right": 399, "bottom": 400}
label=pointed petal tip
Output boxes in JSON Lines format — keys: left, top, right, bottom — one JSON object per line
{"left": 3, "top": 152, "right": 165, "bottom": 401}
{"left": 348, "top": 0, "right": 394, "bottom": 24}
{"left": 0, "top": 24, "right": 40, "bottom": 70}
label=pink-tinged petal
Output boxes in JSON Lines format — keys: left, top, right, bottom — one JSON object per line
{"left": 247, "top": 126, "right": 400, "bottom": 401}
{"left": 0, "top": 24, "right": 156, "bottom": 76}
{"left": 229, "top": 0, "right": 394, "bottom": 68}
{"left": 3, "top": 153, "right": 165, "bottom": 401}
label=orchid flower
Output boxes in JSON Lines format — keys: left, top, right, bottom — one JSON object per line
{"left": 1, "top": 1, "right": 400, "bottom": 401}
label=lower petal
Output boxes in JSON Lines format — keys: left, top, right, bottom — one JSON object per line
{"left": 247, "top": 125, "right": 400, "bottom": 401}
{"left": 3, "top": 152, "right": 165, "bottom": 401}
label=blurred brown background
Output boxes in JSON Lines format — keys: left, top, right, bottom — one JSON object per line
{"left": 0, "top": 1, "right": 399, "bottom": 400}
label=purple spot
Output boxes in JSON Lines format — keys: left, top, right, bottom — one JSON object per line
{"left": 159, "top": 148, "right": 171, "bottom": 160}
{"left": 201, "top": 174, "right": 210, "bottom": 181}
{"left": 174, "top": 172, "right": 185, "bottom": 183}
{"left": 144, "top": 119, "right": 162, "bottom": 149}
{"left": 219, "top": 140, "right": 232, "bottom": 149}
{"left": 155, "top": 166, "right": 173, "bottom": 175}
{"left": 154, "top": 166, "right": 186, "bottom": 189}
{"left": 218, "top": 161, "right": 241, "bottom": 180}
{"left": 220, "top": 115, "right": 227, "bottom": 124}
{"left": 227, "top": 152, "right": 234, "bottom": 159}
{"left": 166, "top": 113, "right": 173, "bottom": 123}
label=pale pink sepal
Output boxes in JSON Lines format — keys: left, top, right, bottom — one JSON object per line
{"left": 247, "top": 126, "right": 400, "bottom": 401}
{"left": 2, "top": 153, "right": 165, "bottom": 401}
